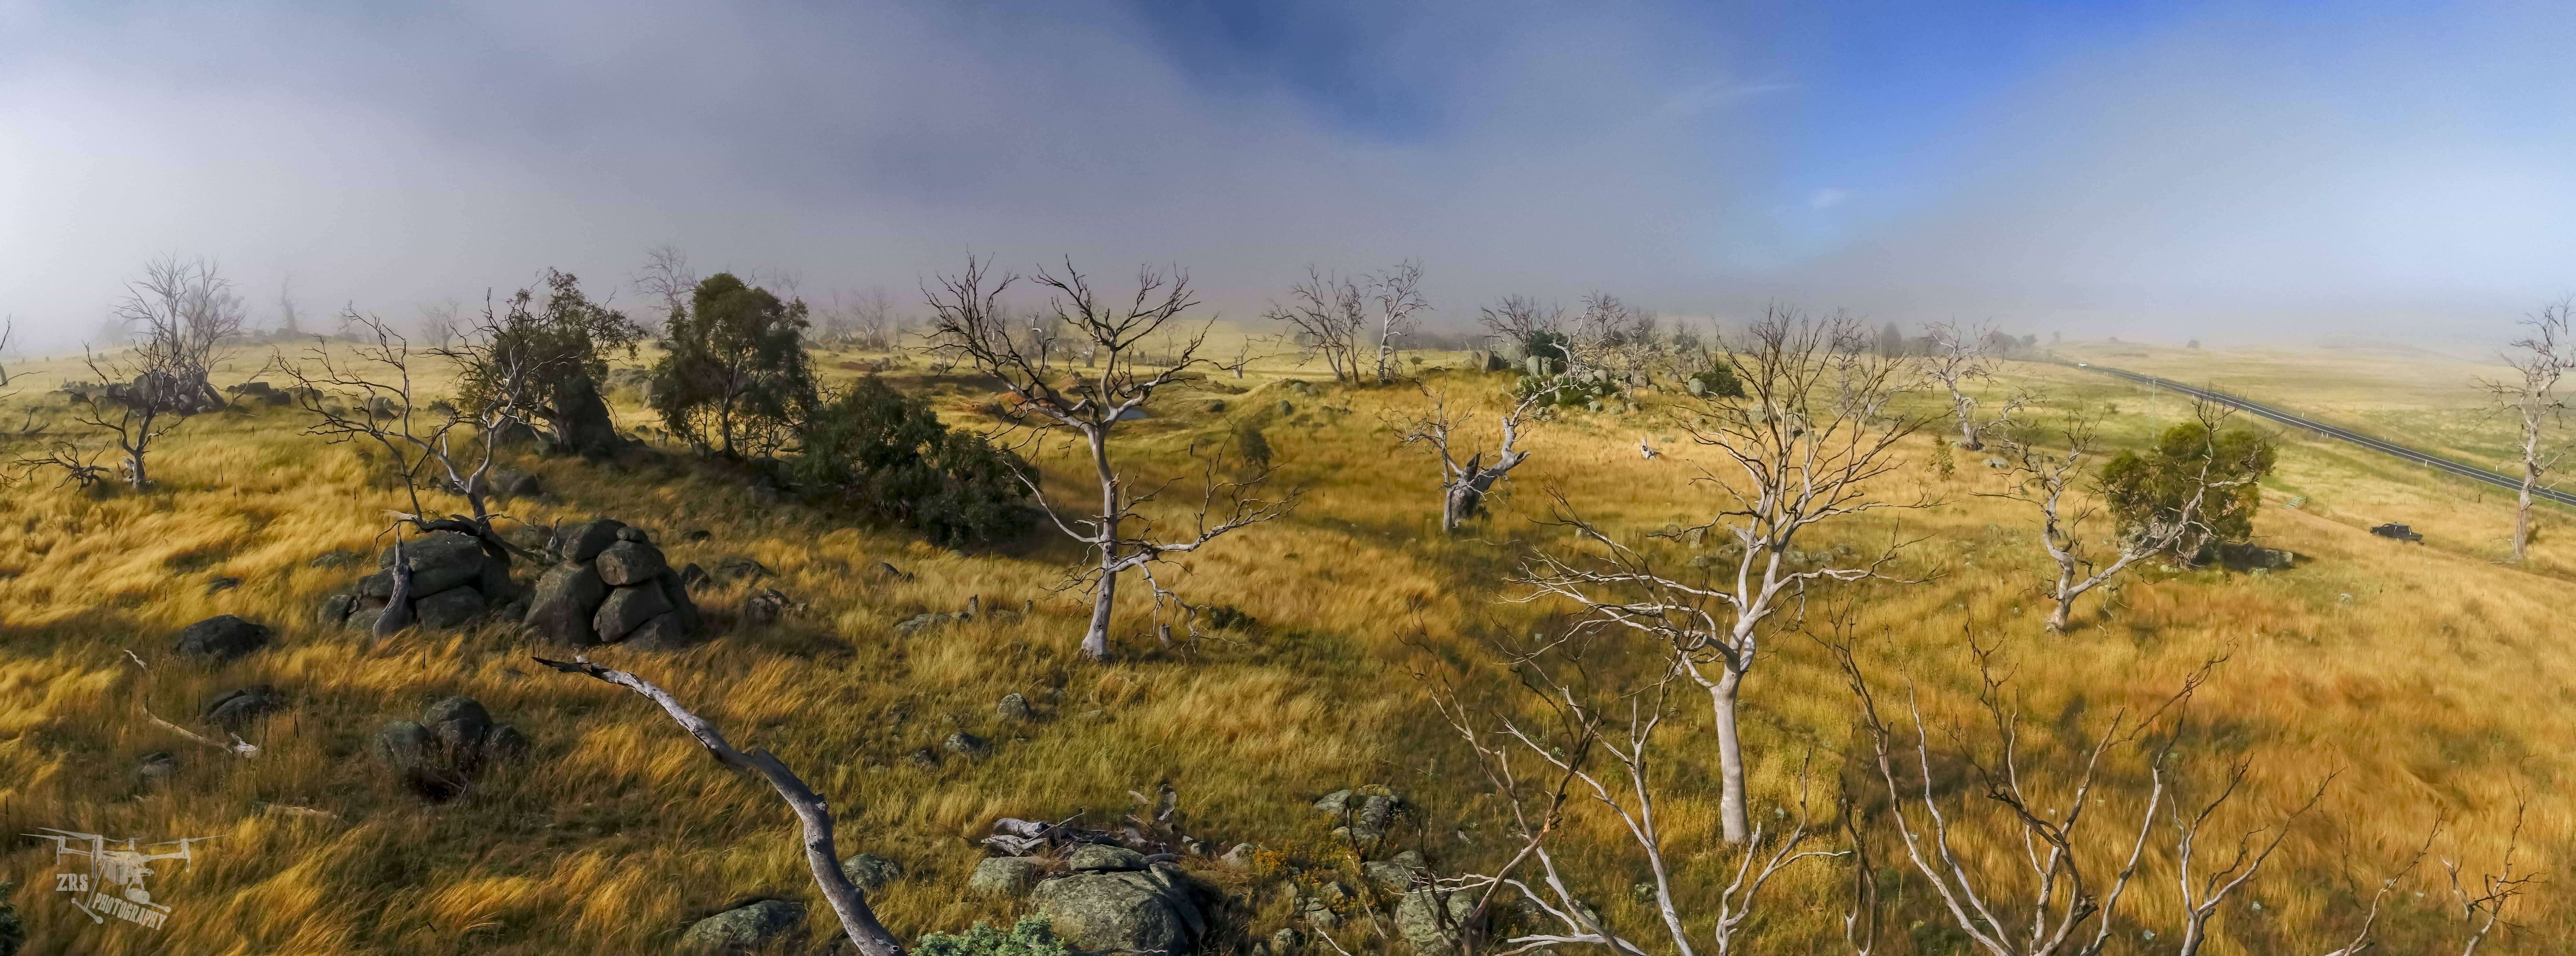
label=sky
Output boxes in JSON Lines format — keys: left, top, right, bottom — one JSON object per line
{"left": 2, "top": 0, "right": 2572, "bottom": 352}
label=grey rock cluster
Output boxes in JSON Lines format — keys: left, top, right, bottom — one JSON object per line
{"left": 522, "top": 519, "right": 705, "bottom": 649}
{"left": 1312, "top": 785, "right": 1406, "bottom": 844}
{"left": 318, "top": 531, "right": 522, "bottom": 631}
{"left": 204, "top": 686, "right": 285, "bottom": 730}
{"left": 374, "top": 696, "right": 526, "bottom": 801}
{"left": 220, "top": 380, "right": 293, "bottom": 406}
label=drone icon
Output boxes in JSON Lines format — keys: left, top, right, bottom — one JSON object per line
{"left": 25, "top": 827, "right": 221, "bottom": 929}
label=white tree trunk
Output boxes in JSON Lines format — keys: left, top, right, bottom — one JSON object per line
{"left": 1710, "top": 667, "right": 1749, "bottom": 843}
{"left": 1083, "top": 431, "right": 1119, "bottom": 663}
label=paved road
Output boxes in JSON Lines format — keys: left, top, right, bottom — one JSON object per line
{"left": 2067, "top": 362, "right": 2576, "bottom": 509}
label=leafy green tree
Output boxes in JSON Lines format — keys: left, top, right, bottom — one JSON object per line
{"left": 458, "top": 269, "right": 641, "bottom": 456}
{"left": 651, "top": 272, "right": 818, "bottom": 458}
{"left": 2101, "top": 416, "right": 2277, "bottom": 561}
{"left": 790, "top": 376, "right": 1037, "bottom": 545}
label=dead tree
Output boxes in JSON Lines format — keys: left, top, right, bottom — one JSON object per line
{"left": 61, "top": 343, "right": 190, "bottom": 490}
{"left": 1985, "top": 398, "right": 2263, "bottom": 631}
{"left": 534, "top": 655, "right": 906, "bottom": 956}
{"left": 2476, "top": 299, "right": 2572, "bottom": 562}
{"left": 635, "top": 243, "right": 697, "bottom": 336}
{"left": 276, "top": 307, "right": 539, "bottom": 554}
{"left": 1266, "top": 266, "right": 1369, "bottom": 382}
{"left": 116, "top": 255, "right": 245, "bottom": 410}
{"left": 1514, "top": 307, "right": 1929, "bottom": 843}
{"left": 1386, "top": 383, "right": 1555, "bottom": 533}
{"left": 926, "top": 256, "right": 1299, "bottom": 663}
{"left": 1830, "top": 634, "right": 2430, "bottom": 956}
{"left": 0, "top": 315, "right": 15, "bottom": 386}
{"left": 1370, "top": 259, "right": 1429, "bottom": 383}
{"left": 1426, "top": 641, "right": 1841, "bottom": 956}
{"left": 1476, "top": 295, "right": 1564, "bottom": 353}
{"left": 1922, "top": 320, "right": 1998, "bottom": 450}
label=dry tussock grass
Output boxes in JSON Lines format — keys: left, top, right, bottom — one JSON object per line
{"left": 0, "top": 339, "right": 2562, "bottom": 954}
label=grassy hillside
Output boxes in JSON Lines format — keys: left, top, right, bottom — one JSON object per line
{"left": 0, "top": 338, "right": 2563, "bottom": 954}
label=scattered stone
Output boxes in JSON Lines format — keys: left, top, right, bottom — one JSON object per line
{"left": 380, "top": 697, "right": 523, "bottom": 801}
{"left": 944, "top": 731, "right": 989, "bottom": 757}
{"left": 907, "top": 747, "right": 940, "bottom": 769}
{"left": 1271, "top": 927, "right": 1304, "bottom": 955}
{"left": 1365, "top": 857, "right": 1423, "bottom": 892}
{"left": 742, "top": 588, "right": 792, "bottom": 625}
{"left": 679, "top": 898, "right": 805, "bottom": 954}
{"left": 1068, "top": 844, "right": 1148, "bottom": 873}
{"left": 173, "top": 615, "right": 271, "bottom": 663}
{"left": 997, "top": 693, "right": 1035, "bottom": 722}
{"left": 1219, "top": 843, "right": 1258, "bottom": 869}
{"left": 375, "top": 720, "right": 432, "bottom": 768}
{"left": 895, "top": 612, "right": 963, "bottom": 634}
{"left": 205, "top": 576, "right": 241, "bottom": 595}
{"left": 714, "top": 555, "right": 772, "bottom": 583}
{"left": 137, "top": 751, "right": 177, "bottom": 785}
{"left": 485, "top": 724, "right": 530, "bottom": 759}
{"left": 1313, "top": 789, "right": 1353, "bottom": 815}
{"left": 868, "top": 561, "right": 913, "bottom": 583}
{"left": 318, "top": 593, "right": 358, "bottom": 626}
{"left": 622, "top": 613, "right": 695, "bottom": 650}
{"left": 423, "top": 696, "right": 493, "bottom": 752}
{"left": 840, "top": 853, "right": 905, "bottom": 892}
{"left": 683, "top": 529, "right": 712, "bottom": 543}
{"left": 615, "top": 525, "right": 651, "bottom": 544}
{"left": 203, "top": 686, "right": 284, "bottom": 731}
{"left": 679, "top": 562, "right": 713, "bottom": 592}
{"left": 970, "top": 856, "right": 1045, "bottom": 896}
{"left": 309, "top": 549, "right": 363, "bottom": 569}
{"left": 488, "top": 468, "right": 544, "bottom": 500}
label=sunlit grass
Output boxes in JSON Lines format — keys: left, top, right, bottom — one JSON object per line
{"left": 0, "top": 337, "right": 2563, "bottom": 953}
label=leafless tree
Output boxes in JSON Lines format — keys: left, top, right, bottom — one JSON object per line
{"left": 1370, "top": 259, "right": 1429, "bottom": 383}
{"left": 56, "top": 343, "right": 193, "bottom": 490}
{"left": 2476, "top": 299, "right": 2573, "bottom": 562}
{"left": 115, "top": 255, "right": 246, "bottom": 410}
{"left": 276, "top": 277, "right": 303, "bottom": 336}
{"left": 275, "top": 307, "right": 540, "bottom": 556}
{"left": 1267, "top": 266, "right": 1370, "bottom": 382}
{"left": 535, "top": 655, "right": 906, "bottom": 956}
{"left": 822, "top": 286, "right": 900, "bottom": 349}
{"left": 10, "top": 439, "right": 112, "bottom": 489}
{"left": 926, "top": 256, "right": 1299, "bottom": 662}
{"left": 1829, "top": 633, "right": 2449, "bottom": 956}
{"left": 0, "top": 314, "right": 17, "bottom": 386}
{"left": 1477, "top": 295, "right": 1564, "bottom": 352}
{"left": 417, "top": 299, "right": 462, "bottom": 350}
{"left": 2444, "top": 801, "right": 2537, "bottom": 956}
{"left": 1386, "top": 383, "right": 1556, "bottom": 533}
{"left": 1922, "top": 320, "right": 1999, "bottom": 450}
{"left": 636, "top": 243, "right": 697, "bottom": 335}
{"left": 1424, "top": 642, "right": 1842, "bottom": 956}
{"left": 1984, "top": 398, "right": 2264, "bottom": 631}
{"left": 1513, "top": 307, "right": 1930, "bottom": 843}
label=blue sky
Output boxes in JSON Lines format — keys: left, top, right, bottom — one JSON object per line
{"left": 2, "top": 0, "right": 2571, "bottom": 348}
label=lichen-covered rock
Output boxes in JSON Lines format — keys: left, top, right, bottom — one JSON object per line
{"left": 1031, "top": 864, "right": 1206, "bottom": 956}
{"left": 679, "top": 898, "right": 804, "bottom": 953}
{"left": 997, "top": 693, "right": 1035, "bottom": 722}
{"left": 173, "top": 615, "right": 270, "bottom": 663}
{"left": 970, "top": 856, "right": 1045, "bottom": 896}
{"left": 381, "top": 531, "right": 491, "bottom": 597}
{"left": 375, "top": 720, "right": 432, "bottom": 767}
{"left": 593, "top": 582, "right": 673, "bottom": 642}
{"left": 840, "top": 853, "right": 904, "bottom": 892}
{"left": 1067, "top": 844, "right": 1147, "bottom": 873}
{"left": 423, "top": 696, "right": 492, "bottom": 752}
{"left": 943, "top": 731, "right": 989, "bottom": 758}
{"left": 525, "top": 562, "right": 609, "bottom": 645}
{"left": 1396, "top": 888, "right": 1479, "bottom": 956}
{"left": 318, "top": 593, "right": 358, "bottom": 627}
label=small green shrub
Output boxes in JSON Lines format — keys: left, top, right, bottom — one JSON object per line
{"left": 917, "top": 915, "right": 1070, "bottom": 956}
{"left": 791, "top": 376, "right": 1038, "bottom": 546}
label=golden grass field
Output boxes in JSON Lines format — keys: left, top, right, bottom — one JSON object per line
{"left": 0, "top": 332, "right": 2565, "bottom": 955}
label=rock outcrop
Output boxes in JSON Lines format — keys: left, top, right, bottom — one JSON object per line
{"left": 318, "top": 531, "right": 522, "bottom": 632}
{"left": 522, "top": 519, "right": 704, "bottom": 649}
{"left": 679, "top": 898, "right": 804, "bottom": 954}
{"left": 374, "top": 695, "right": 526, "bottom": 801}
